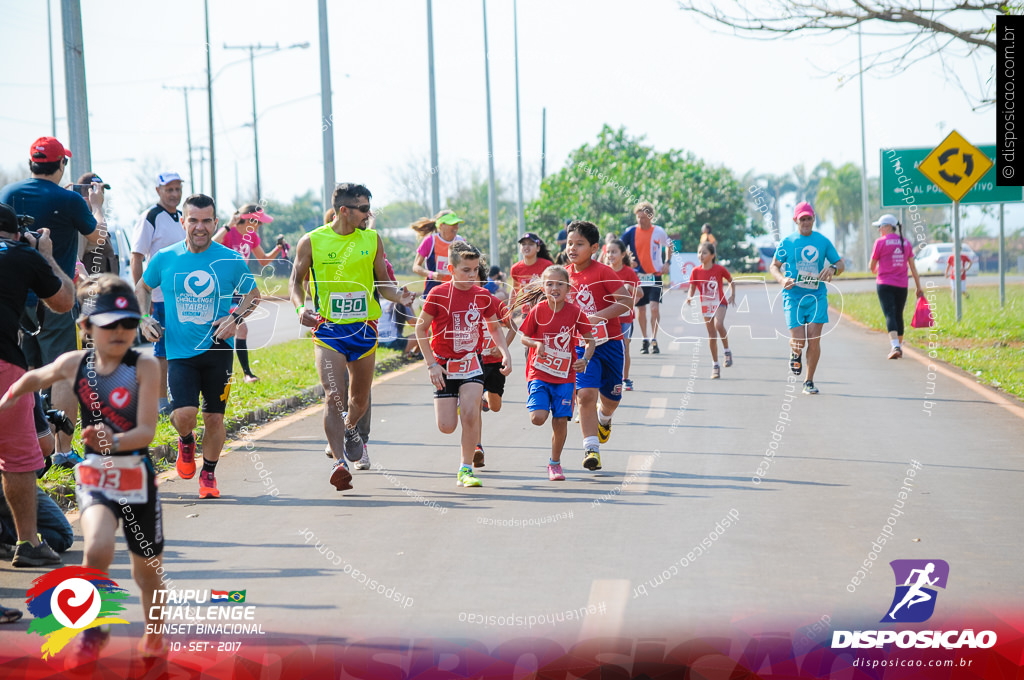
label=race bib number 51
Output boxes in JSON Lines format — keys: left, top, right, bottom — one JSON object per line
{"left": 329, "top": 291, "right": 368, "bottom": 320}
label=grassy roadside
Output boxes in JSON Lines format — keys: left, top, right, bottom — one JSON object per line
{"left": 829, "top": 283, "right": 1024, "bottom": 400}
{"left": 40, "top": 338, "right": 406, "bottom": 506}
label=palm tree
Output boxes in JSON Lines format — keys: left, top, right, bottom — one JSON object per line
{"left": 816, "top": 162, "right": 863, "bottom": 254}
{"left": 746, "top": 171, "right": 796, "bottom": 238}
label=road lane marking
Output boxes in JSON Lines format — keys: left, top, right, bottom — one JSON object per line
{"left": 578, "top": 579, "right": 629, "bottom": 640}
{"left": 660, "top": 365, "right": 676, "bottom": 378}
{"left": 622, "top": 455, "right": 655, "bottom": 494}
{"left": 646, "top": 397, "right": 667, "bottom": 420}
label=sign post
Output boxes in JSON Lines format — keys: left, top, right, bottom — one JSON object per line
{"left": 916, "top": 131, "right": 993, "bottom": 322}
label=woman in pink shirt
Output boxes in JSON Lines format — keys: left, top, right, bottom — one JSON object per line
{"left": 869, "top": 214, "right": 923, "bottom": 360}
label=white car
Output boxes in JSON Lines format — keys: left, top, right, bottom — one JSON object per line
{"left": 914, "top": 243, "right": 979, "bottom": 276}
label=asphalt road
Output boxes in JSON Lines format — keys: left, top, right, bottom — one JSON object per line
{"left": 3, "top": 276, "right": 1021, "bottom": 661}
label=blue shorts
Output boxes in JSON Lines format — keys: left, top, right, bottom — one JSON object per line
{"left": 784, "top": 293, "right": 829, "bottom": 329}
{"left": 620, "top": 320, "right": 633, "bottom": 339}
{"left": 313, "top": 321, "right": 378, "bottom": 361}
{"left": 575, "top": 340, "right": 624, "bottom": 401}
{"left": 152, "top": 301, "right": 167, "bottom": 359}
{"left": 527, "top": 380, "right": 575, "bottom": 419}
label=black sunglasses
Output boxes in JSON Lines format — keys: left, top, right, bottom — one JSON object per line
{"left": 344, "top": 204, "right": 371, "bottom": 213}
{"left": 98, "top": 318, "right": 141, "bottom": 331}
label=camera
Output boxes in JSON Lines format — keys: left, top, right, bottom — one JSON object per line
{"left": 18, "top": 214, "right": 40, "bottom": 245}
{"left": 45, "top": 409, "right": 76, "bottom": 437}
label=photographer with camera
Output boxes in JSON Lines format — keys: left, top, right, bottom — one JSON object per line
{"left": 0, "top": 137, "right": 107, "bottom": 464}
{"left": 0, "top": 202, "right": 74, "bottom": 569}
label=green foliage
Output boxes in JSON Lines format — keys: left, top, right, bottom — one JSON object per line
{"left": 259, "top": 190, "right": 325, "bottom": 250}
{"left": 526, "top": 125, "right": 749, "bottom": 262}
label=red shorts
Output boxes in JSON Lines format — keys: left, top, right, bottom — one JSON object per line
{"left": 0, "top": 360, "right": 44, "bottom": 473}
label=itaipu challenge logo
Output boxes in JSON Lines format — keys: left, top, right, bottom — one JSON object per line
{"left": 882, "top": 559, "right": 949, "bottom": 623}
{"left": 26, "top": 566, "right": 129, "bottom": 658}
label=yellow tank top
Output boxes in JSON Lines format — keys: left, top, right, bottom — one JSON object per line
{"left": 309, "top": 226, "right": 381, "bottom": 323}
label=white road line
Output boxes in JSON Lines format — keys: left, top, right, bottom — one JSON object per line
{"left": 622, "top": 455, "right": 654, "bottom": 494}
{"left": 646, "top": 397, "right": 667, "bottom": 420}
{"left": 578, "top": 579, "right": 630, "bottom": 640}
{"left": 660, "top": 365, "right": 676, "bottom": 378}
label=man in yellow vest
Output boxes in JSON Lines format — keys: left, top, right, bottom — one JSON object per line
{"left": 290, "top": 183, "right": 414, "bottom": 491}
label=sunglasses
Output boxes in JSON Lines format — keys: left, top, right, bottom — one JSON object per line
{"left": 98, "top": 318, "right": 141, "bottom": 331}
{"left": 344, "top": 204, "right": 372, "bottom": 213}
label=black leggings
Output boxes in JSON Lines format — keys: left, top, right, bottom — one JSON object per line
{"left": 876, "top": 284, "right": 909, "bottom": 336}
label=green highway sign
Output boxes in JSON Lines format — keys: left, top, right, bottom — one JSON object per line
{"left": 879, "top": 146, "right": 1023, "bottom": 208}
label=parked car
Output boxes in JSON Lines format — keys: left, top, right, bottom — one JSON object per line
{"left": 915, "top": 243, "right": 979, "bottom": 276}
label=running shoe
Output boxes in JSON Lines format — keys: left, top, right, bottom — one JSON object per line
{"left": 640, "top": 339, "right": 650, "bottom": 354}
{"left": 790, "top": 352, "right": 803, "bottom": 376}
{"left": 623, "top": 378, "right": 634, "bottom": 391}
{"left": 343, "top": 427, "right": 364, "bottom": 462}
{"left": 888, "top": 346, "right": 902, "bottom": 360}
{"left": 243, "top": 373, "right": 260, "bottom": 383}
{"left": 711, "top": 365, "right": 721, "bottom": 379}
{"left": 176, "top": 436, "right": 197, "bottom": 479}
{"left": 457, "top": 467, "right": 482, "bottom": 487}
{"left": 354, "top": 444, "right": 371, "bottom": 470}
{"left": 325, "top": 443, "right": 333, "bottom": 458}
{"left": 482, "top": 397, "right": 490, "bottom": 412}
{"left": 803, "top": 380, "right": 819, "bottom": 395}
{"left": 597, "top": 419, "right": 612, "bottom": 444}
{"left": 548, "top": 463, "right": 565, "bottom": 481}
{"left": 473, "top": 444, "right": 486, "bottom": 468}
{"left": 65, "top": 626, "right": 109, "bottom": 669}
{"left": 724, "top": 350, "right": 733, "bottom": 367}
{"left": 583, "top": 448, "right": 602, "bottom": 471}
{"left": 51, "top": 450, "right": 84, "bottom": 468}
{"left": 198, "top": 470, "right": 220, "bottom": 499}
{"left": 12, "top": 539, "right": 61, "bottom": 568}
{"left": 651, "top": 340, "right": 660, "bottom": 354}
{"left": 330, "top": 460, "right": 353, "bottom": 491}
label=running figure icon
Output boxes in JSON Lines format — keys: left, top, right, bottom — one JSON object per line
{"left": 887, "top": 562, "right": 938, "bottom": 620}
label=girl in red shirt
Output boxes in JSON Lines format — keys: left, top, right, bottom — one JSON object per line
{"left": 602, "top": 239, "right": 641, "bottom": 391}
{"left": 517, "top": 266, "right": 595, "bottom": 481}
{"left": 685, "top": 242, "right": 735, "bottom": 379}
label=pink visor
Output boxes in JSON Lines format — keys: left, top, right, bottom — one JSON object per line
{"left": 239, "top": 210, "right": 273, "bottom": 224}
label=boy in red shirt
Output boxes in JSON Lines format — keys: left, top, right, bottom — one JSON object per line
{"left": 416, "top": 242, "right": 512, "bottom": 487}
{"left": 565, "top": 221, "right": 633, "bottom": 471}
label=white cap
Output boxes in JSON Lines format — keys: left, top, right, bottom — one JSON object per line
{"left": 872, "top": 214, "right": 898, "bottom": 227}
{"left": 157, "top": 172, "right": 182, "bottom": 187}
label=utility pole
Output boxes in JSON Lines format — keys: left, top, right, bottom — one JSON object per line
{"left": 61, "top": 0, "right": 91, "bottom": 179}
{"left": 541, "top": 107, "right": 546, "bottom": 181}
{"left": 204, "top": 0, "right": 216, "bottom": 200}
{"left": 858, "top": 26, "right": 871, "bottom": 271}
{"left": 317, "top": 0, "right": 335, "bottom": 213}
{"left": 163, "top": 85, "right": 203, "bottom": 193}
{"left": 47, "top": 0, "right": 57, "bottom": 136}
{"left": 224, "top": 42, "right": 310, "bottom": 202}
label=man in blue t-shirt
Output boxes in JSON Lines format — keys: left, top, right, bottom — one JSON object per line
{"left": 0, "top": 137, "right": 106, "bottom": 463}
{"left": 137, "top": 194, "right": 260, "bottom": 500}
{"left": 770, "top": 201, "right": 844, "bottom": 395}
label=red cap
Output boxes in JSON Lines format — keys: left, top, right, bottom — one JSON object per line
{"left": 794, "top": 202, "right": 815, "bottom": 220}
{"left": 29, "top": 137, "right": 72, "bottom": 163}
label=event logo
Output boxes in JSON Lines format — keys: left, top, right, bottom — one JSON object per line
{"left": 800, "top": 245, "right": 819, "bottom": 262}
{"left": 184, "top": 271, "right": 216, "bottom": 298}
{"left": 109, "top": 387, "right": 131, "bottom": 409}
{"left": 26, "top": 566, "right": 129, "bottom": 659}
{"left": 882, "top": 559, "right": 949, "bottom": 623}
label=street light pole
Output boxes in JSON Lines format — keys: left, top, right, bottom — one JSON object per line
{"left": 317, "top": 0, "right": 335, "bottom": 214}
{"left": 858, "top": 26, "right": 871, "bottom": 271}
{"left": 482, "top": 0, "right": 500, "bottom": 269}
{"left": 61, "top": 0, "right": 91, "bottom": 179}
{"left": 512, "top": 0, "right": 525, "bottom": 238}
{"left": 204, "top": 0, "right": 216, "bottom": 200}
{"left": 427, "top": 0, "right": 441, "bottom": 215}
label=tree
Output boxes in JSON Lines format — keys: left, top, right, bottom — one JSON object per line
{"left": 527, "top": 125, "right": 750, "bottom": 263}
{"left": 745, "top": 170, "right": 796, "bottom": 239}
{"left": 676, "top": 1, "right": 1001, "bottom": 107}
{"left": 815, "top": 161, "right": 864, "bottom": 253}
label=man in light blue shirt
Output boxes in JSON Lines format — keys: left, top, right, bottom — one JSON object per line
{"left": 770, "top": 201, "right": 844, "bottom": 395}
{"left": 136, "top": 194, "right": 260, "bottom": 500}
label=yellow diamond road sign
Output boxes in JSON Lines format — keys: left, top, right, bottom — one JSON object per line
{"left": 917, "top": 130, "right": 994, "bottom": 203}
